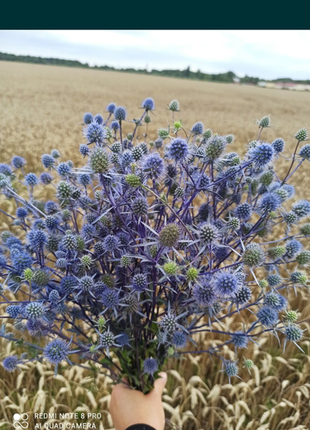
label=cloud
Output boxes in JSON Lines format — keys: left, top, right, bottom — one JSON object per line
{"left": 0, "top": 30, "right": 309, "bottom": 80}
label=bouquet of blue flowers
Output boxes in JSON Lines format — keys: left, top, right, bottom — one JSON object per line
{"left": 1, "top": 97, "right": 309, "bottom": 393}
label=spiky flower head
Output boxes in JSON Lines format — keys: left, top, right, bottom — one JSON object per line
{"left": 299, "top": 144, "right": 310, "bottom": 160}
{"left": 23, "top": 268, "right": 33, "bottom": 282}
{"left": 187, "top": 267, "right": 199, "bottom": 282}
{"left": 259, "top": 192, "right": 281, "bottom": 214}
{"left": 102, "top": 289, "right": 119, "bottom": 309}
{"left": 272, "top": 138, "right": 285, "bottom": 153}
{"left": 286, "top": 240, "right": 302, "bottom": 258}
{"left": 214, "top": 271, "right": 239, "bottom": 297}
{"left": 285, "top": 324, "right": 303, "bottom": 342}
{"left": 12, "top": 156, "right": 26, "bottom": 169}
{"left": 42, "top": 154, "right": 55, "bottom": 168}
{"left": 132, "top": 273, "right": 148, "bottom": 292}
{"left": 2, "top": 356, "right": 18, "bottom": 372}
{"left": 290, "top": 271, "right": 307, "bottom": 285}
{"left": 294, "top": 128, "right": 308, "bottom": 141}
{"left": 234, "top": 285, "right": 251, "bottom": 305}
{"left": 284, "top": 211, "right": 298, "bottom": 225}
{"left": 84, "top": 121, "right": 106, "bottom": 145}
{"left": 100, "top": 330, "right": 117, "bottom": 352}
{"left": 89, "top": 147, "right": 109, "bottom": 173}
{"left": 257, "top": 115, "right": 270, "bottom": 128}
{"left": 94, "top": 114, "right": 104, "bottom": 125}
{"left": 28, "top": 229, "right": 48, "bottom": 250}
{"left": 235, "top": 202, "right": 252, "bottom": 220}
{"left": 260, "top": 171, "right": 274, "bottom": 186}
{"left": 57, "top": 181, "right": 72, "bottom": 199}
{"left": 243, "top": 243, "right": 265, "bottom": 267}
{"left": 40, "top": 172, "right": 53, "bottom": 184}
{"left": 159, "top": 224, "right": 180, "bottom": 248}
{"left": 62, "top": 234, "right": 77, "bottom": 251}
{"left": 106, "top": 103, "right": 116, "bottom": 114}
{"left": 191, "top": 122, "right": 204, "bottom": 135}
{"left": 132, "top": 197, "right": 148, "bottom": 217}
{"left": 162, "top": 262, "right": 178, "bottom": 276}
{"left": 268, "top": 246, "right": 286, "bottom": 260}
{"left": 231, "top": 332, "right": 249, "bottom": 349}
{"left": 199, "top": 223, "right": 219, "bottom": 245}
{"left": 257, "top": 306, "right": 278, "bottom": 326}
{"left": 296, "top": 251, "right": 310, "bottom": 265}
{"left": 292, "top": 200, "right": 310, "bottom": 219}
{"left": 131, "top": 146, "right": 144, "bottom": 161}
{"left": 142, "top": 153, "right": 164, "bottom": 179}
{"left": 143, "top": 358, "right": 158, "bottom": 375}
{"left": 60, "top": 276, "right": 76, "bottom": 293}
{"left": 6, "top": 305, "right": 21, "bottom": 318}
{"left": 263, "top": 292, "right": 287, "bottom": 311}
{"left": 33, "top": 270, "right": 50, "bottom": 287}
{"left": 205, "top": 135, "right": 227, "bottom": 160}
{"left": 267, "top": 273, "right": 282, "bottom": 287}
{"left": 25, "top": 302, "right": 45, "bottom": 320}
{"left": 193, "top": 281, "right": 216, "bottom": 305}
{"left": 142, "top": 97, "right": 155, "bottom": 111}
{"left": 25, "top": 173, "right": 38, "bottom": 187}
{"left": 283, "top": 310, "right": 298, "bottom": 323}
{"left": 160, "top": 312, "right": 177, "bottom": 333}
{"left": 83, "top": 112, "right": 93, "bottom": 124}
{"left": 44, "top": 339, "right": 69, "bottom": 364}
{"left": 103, "top": 235, "right": 120, "bottom": 252}
{"left": 49, "top": 290, "right": 60, "bottom": 303}
{"left": 114, "top": 106, "right": 127, "bottom": 121}
{"left": 57, "top": 162, "right": 71, "bottom": 177}
{"left": 250, "top": 143, "right": 274, "bottom": 167}
{"left": 224, "top": 360, "right": 239, "bottom": 383}
{"left": 168, "top": 138, "right": 189, "bottom": 161}
{"left": 300, "top": 223, "right": 310, "bottom": 235}
{"left": 168, "top": 99, "right": 179, "bottom": 112}
{"left": 51, "top": 149, "right": 60, "bottom": 159}
{"left": 79, "top": 276, "right": 94, "bottom": 292}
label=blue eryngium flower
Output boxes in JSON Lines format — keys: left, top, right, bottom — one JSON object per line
{"left": 106, "top": 103, "right": 116, "bottom": 114}
{"left": 114, "top": 106, "right": 127, "bottom": 121}
{"left": 84, "top": 122, "right": 106, "bottom": 144}
{"left": 12, "top": 156, "right": 26, "bottom": 169}
{"left": 168, "top": 138, "right": 189, "bottom": 161}
{"left": 259, "top": 192, "right": 281, "bottom": 214}
{"left": 42, "top": 154, "right": 55, "bottom": 168}
{"left": 142, "top": 97, "right": 155, "bottom": 111}
{"left": 257, "top": 306, "right": 278, "bottom": 326}
{"left": 25, "top": 173, "right": 38, "bottom": 186}
{"left": 191, "top": 122, "right": 204, "bottom": 135}
{"left": 250, "top": 143, "right": 274, "bottom": 166}
{"left": 143, "top": 358, "right": 158, "bottom": 375}
{"left": 2, "top": 355, "right": 18, "bottom": 372}
{"left": 44, "top": 339, "right": 70, "bottom": 364}
{"left": 0, "top": 164, "right": 12, "bottom": 176}
{"left": 214, "top": 272, "right": 239, "bottom": 297}
{"left": 142, "top": 153, "right": 164, "bottom": 179}
{"left": 83, "top": 112, "right": 93, "bottom": 124}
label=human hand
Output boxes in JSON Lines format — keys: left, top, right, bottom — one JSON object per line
{"left": 110, "top": 372, "right": 167, "bottom": 430}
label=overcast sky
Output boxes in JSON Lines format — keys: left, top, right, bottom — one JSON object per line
{"left": 1, "top": 30, "right": 310, "bottom": 80}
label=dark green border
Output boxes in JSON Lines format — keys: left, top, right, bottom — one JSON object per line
{"left": 1, "top": 0, "right": 310, "bottom": 29}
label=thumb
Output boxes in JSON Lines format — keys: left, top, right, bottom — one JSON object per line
{"left": 153, "top": 372, "right": 167, "bottom": 395}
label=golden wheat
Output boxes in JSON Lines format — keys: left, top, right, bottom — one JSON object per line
{"left": 1, "top": 61, "right": 310, "bottom": 429}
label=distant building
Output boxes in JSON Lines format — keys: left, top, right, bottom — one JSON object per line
{"left": 257, "top": 81, "right": 310, "bottom": 91}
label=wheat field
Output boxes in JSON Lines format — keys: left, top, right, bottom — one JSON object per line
{"left": 1, "top": 61, "right": 310, "bottom": 430}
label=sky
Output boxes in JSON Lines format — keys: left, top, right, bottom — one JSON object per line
{"left": 1, "top": 30, "right": 310, "bottom": 80}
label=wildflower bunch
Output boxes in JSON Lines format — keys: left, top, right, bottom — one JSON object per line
{"left": 0, "top": 100, "right": 309, "bottom": 392}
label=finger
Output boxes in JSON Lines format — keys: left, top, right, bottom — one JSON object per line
{"left": 153, "top": 372, "right": 167, "bottom": 395}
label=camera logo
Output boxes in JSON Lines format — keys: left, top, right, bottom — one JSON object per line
{"left": 13, "top": 413, "right": 29, "bottom": 429}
